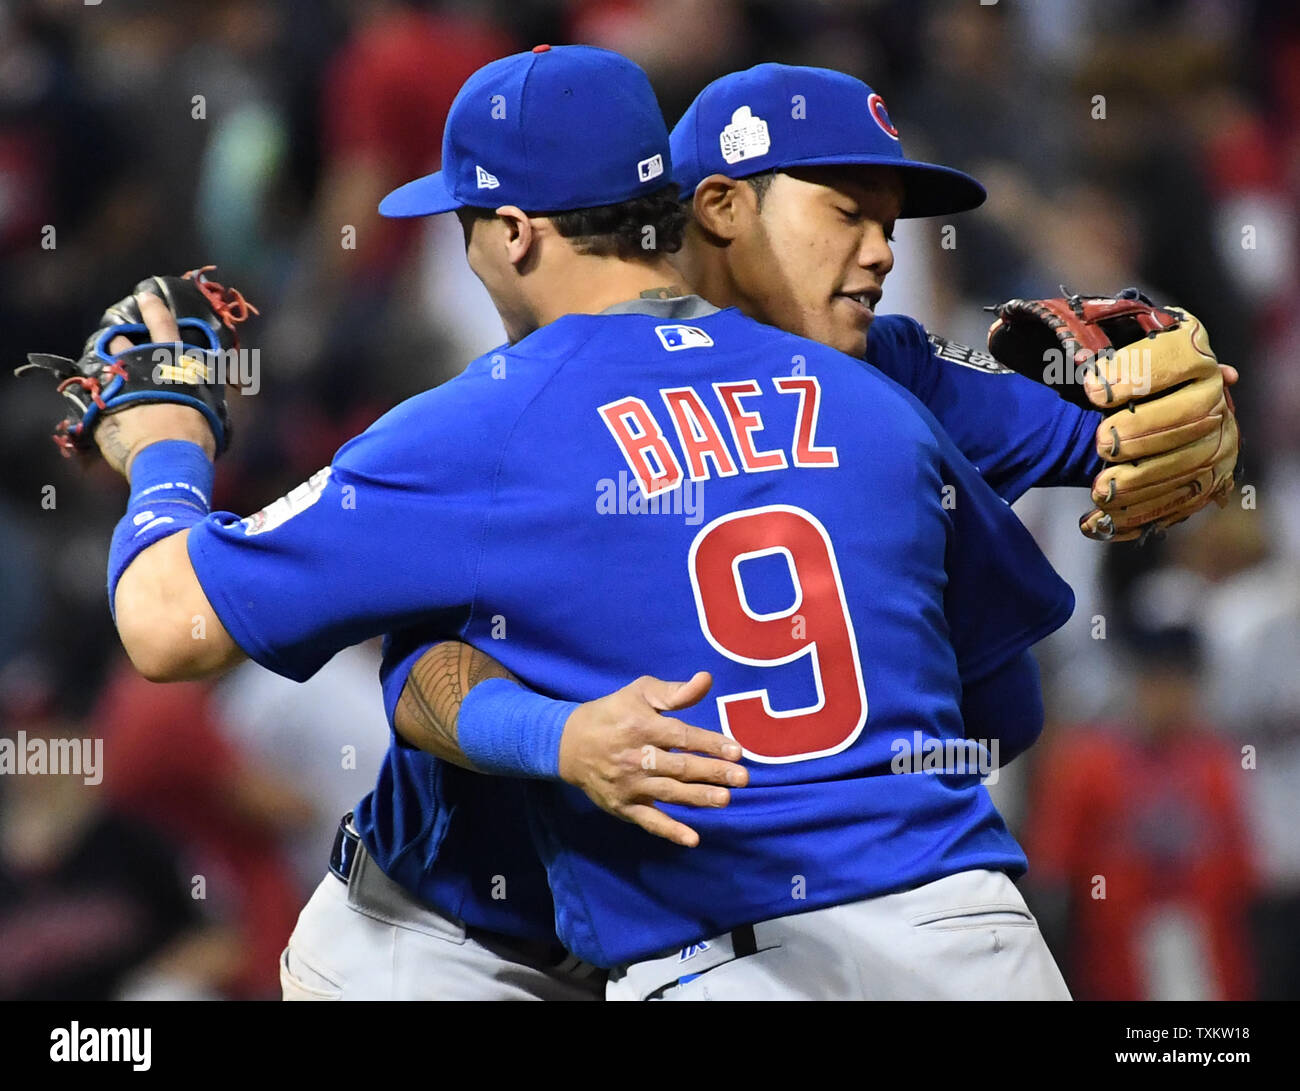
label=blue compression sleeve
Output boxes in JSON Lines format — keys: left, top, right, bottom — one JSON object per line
{"left": 456, "top": 676, "right": 579, "bottom": 779}
{"left": 107, "top": 439, "right": 213, "bottom": 616}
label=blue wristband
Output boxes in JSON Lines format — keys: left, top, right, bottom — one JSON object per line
{"left": 107, "top": 439, "right": 214, "bottom": 616}
{"left": 456, "top": 677, "right": 579, "bottom": 779}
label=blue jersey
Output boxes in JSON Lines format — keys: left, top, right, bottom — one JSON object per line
{"left": 865, "top": 314, "right": 1103, "bottom": 501}
{"left": 188, "top": 297, "right": 1074, "bottom": 965}
{"left": 370, "top": 305, "right": 1096, "bottom": 952}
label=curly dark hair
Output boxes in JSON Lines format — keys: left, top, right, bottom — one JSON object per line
{"left": 545, "top": 184, "right": 685, "bottom": 258}
{"left": 463, "top": 184, "right": 686, "bottom": 260}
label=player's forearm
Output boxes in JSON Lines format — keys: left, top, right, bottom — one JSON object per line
{"left": 395, "top": 648, "right": 741, "bottom": 848}
{"left": 114, "top": 530, "right": 242, "bottom": 681}
{"left": 1045, "top": 397, "right": 1105, "bottom": 489}
{"left": 987, "top": 381, "right": 1104, "bottom": 498}
{"left": 394, "top": 641, "right": 520, "bottom": 770}
{"left": 918, "top": 340, "right": 1105, "bottom": 497}
{"left": 102, "top": 428, "right": 243, "bottom": 681}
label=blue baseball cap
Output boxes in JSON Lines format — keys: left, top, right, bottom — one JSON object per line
{"left": 671, "top": 63, "right": 985, "bottom": 218}
{"left": 379, "top": 44, "right": 673, "bottom": 218}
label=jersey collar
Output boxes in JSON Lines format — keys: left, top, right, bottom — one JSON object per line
{"left": 597, "top": 294, "right": 721, "bottom": 320}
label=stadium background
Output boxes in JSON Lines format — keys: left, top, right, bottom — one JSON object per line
{"left": 1, "top": 0, "right": 1296, "bottom": 1000}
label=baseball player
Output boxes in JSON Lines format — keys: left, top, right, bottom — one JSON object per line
{"left": 32, "top": 46, "right": 1086, "bottom": 1000}
{"left": 277, "top": 52, "right": 1083, "bottom": 1000}
{"left": 363, "top": 64, "right": 1239, "bottom": 999}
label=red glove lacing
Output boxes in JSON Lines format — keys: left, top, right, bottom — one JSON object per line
{"left": 184, "top": 265, "right": 260, "bottom": 348}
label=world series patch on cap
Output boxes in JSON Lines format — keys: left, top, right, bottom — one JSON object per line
{"left": 670, "top": 63, "right": 986, "bottom": 218}
{"left": 379, "top": 44, "right": 673, "bottom": 218}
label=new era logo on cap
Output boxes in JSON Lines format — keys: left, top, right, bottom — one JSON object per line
{"left": 655, "top": 324, "right": 714, "bottom": 351}
{"left": 475, "top": 165, "right": 500, "bottom": 190}
{"left": 719, "top": 106, "right": 770, "bottom": 165}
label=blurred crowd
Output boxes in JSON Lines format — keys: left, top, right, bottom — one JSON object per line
{"left": 1, "top": 0, "right": 1298, "bottom": 999}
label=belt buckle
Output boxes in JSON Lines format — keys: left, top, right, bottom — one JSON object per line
{"left": 329, "top": 811, "right": 361, "bottom": 883}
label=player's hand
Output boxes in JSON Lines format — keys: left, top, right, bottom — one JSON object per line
{"left": 98, "top": 293, "right": 217, "bottom": 475}
{"left": 557, "top": 672, "right": 748, "bottom": 848}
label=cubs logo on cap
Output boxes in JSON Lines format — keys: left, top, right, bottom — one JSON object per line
{"left": 670, "top": 63, "right": 985, "bottom": 218}
{"left": 379, "top": 45, "right": 673, "bottom": 218}
{"left": 866, "top": 93, "right": 899, "bottom": 140}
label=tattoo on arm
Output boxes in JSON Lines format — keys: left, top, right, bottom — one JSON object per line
{"left": 395, "top": 641, "right": 517, "bottom": 770}
{"left": 96, "top": 417, "right": 136, "bottom": 476}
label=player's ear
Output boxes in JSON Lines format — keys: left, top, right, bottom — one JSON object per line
{"left": 692, "top": 175, "right": 748, "bottom": 242}
{"left": 494, "top": 206, "right": 536, "bottom": 268}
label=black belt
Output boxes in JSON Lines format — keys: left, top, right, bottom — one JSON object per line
{"left": 329, "top": 812, "right": 363, "bottom": 884}
{"left": 327, "top": 813, "right": 600, "bottom": 979}
{"left": 332, "top": 814, "right": 754, "bottom": 968}
{"left": 731, "top": 923, "right": 758, "bottom": 957}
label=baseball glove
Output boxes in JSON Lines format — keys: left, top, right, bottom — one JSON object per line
{"left": 16, "top": 266, "right": 257, "bottom": 457}
{"left": 987, "top": 288, "right": 1239, "bottom": 543}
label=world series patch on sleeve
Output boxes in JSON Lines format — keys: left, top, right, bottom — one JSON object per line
{"left": 927, "top": 333, "right": 1013, "bottom": 376}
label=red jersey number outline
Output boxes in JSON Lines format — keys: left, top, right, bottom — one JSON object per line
{"left": 688, "top": 504, "right": 868, "bottom": 763}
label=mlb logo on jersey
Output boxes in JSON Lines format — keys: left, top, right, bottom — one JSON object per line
{"left": 475, "top": 165, "right": 500, "bottom": 190}
{"left": 637, "top": 153, "right": 664, "bottom": 183}
{"left": 719, "top": 106, "right": 770, "bottom": 164}
{"left": 655, "top": 324, "right": 714, "bottom": 351}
